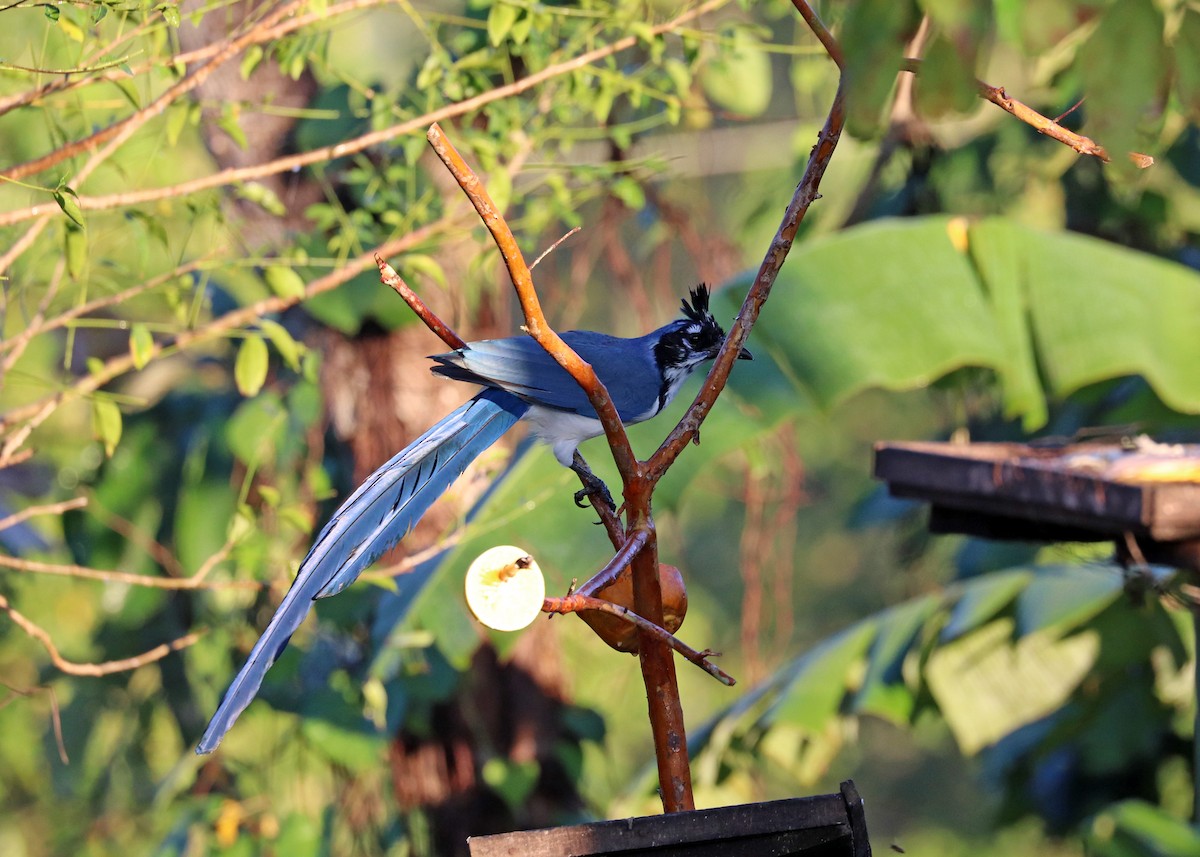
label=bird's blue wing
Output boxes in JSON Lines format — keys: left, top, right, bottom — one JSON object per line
{"left": 196, "top": 389, "right": 527, "bottom": 753}
{"left": 430, "top": 332, "right": 658, "bottom": 420}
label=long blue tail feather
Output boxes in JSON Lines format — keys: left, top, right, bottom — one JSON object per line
{"left": 196, "top": 389, "right": 527, "bottom": 753}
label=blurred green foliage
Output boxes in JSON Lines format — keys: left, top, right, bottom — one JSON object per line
{"left": 3, "top": 0, "right": 1200, "bottom": 855}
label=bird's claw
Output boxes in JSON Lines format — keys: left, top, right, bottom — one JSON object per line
{"left": 574, "top": 479, "right": 615, "bottom": 511}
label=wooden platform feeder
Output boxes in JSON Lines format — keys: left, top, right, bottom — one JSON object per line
{"left": 468, "top": 780, "right": 870, "bottom": 857}
{"left": 873, "top": 439, "right": 1200, "bottom": 571}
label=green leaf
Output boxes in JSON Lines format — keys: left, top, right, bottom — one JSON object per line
{"left": 53, "top": 187, "right": 85, "bottom": 228}
{"left": 926, "top": 616, "right": 1099, "bottom": 754}
{"left": 1076, "top": 0, "right": 1167, "bottom": 172}
{"left": 1089, "top": 800, "right": 1200, "bottom": 856}
{"left": 43, "top": 4, "right": 59, "bottom": 21}
{"left": 225, "top": 391, "right": 286, "bottom": 465}
{"left": 729, "top": 216, "right": 1200, "bottom": 428}
{"left": 1175, "top": 9, "right": 1200, "bottom": 124}
{"left": 912, "top": 32, "right": 979, "bottom": 118}
{"left": 112, "top": 75, "right": 140, "bottom": 109}
{"left": 840, "top": 0, "right": 921, "bottom": 137}
{"left": 481, "top": 758, "right": 540, "bottom": 811}
{"left": 940, "top": 569, "right": 1032, "bottom": 641}
{"left": 486, "top": 2, "right": 518, "bottom": 47}
{"left": 610, "top": 176, "right": 646, "bottom": 211}
{"left": 1014, "top": 564, "right": 1123, "bottom": 638}
{"left": 158, "top": 3, "right": 180, "bottom": 27}
{"left": 216, "top": 107, "right": 248, "bottom": 150}
{"left": 258, "top": 318, "right": 301, "bottom": 370}
{"left": 92, "top": 398, "right": 122, "bottom": 456}
{"left": 64, "top": 222, "right": 86, "bottom": 280}
{"left": 853, "top": 594, "right": 939, "bottom": 724}
{"left": 763, "top": 621, "right": 877, "bottom": 731}
{"left": 236, "top": 182, "right": 288, "bottom": 216}
{"left": 401, "top": 254, "right": 448, "bottom": 290}
{"left": 165, "top": 102, "right": 190, "bottom": 146}
{"left": 240, "top": 44, "right": 264, "bottom": 80}
{"left": 699, "top": 29, "right": 772, "bottom": 117}
{"left": 264, "top": 265, "right": 306, "bottom": 300}
{"left": 915, "top": 0, "right": 992, "bottom": 117}
{"left": 744, "top": 217, "right": 1006, "bottom": 410}
{"left": 128, "top": 323, "right": 154, "bottom": 370}
{"left": 234, "top": 334, "right": 269, "bottom": 397}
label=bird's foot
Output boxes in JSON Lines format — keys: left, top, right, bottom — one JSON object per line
{"left": 570, "top": 452, "right": 616, "bottom": 512}
{"left": 573, "top": 477, "right": 615, "bottom": 511}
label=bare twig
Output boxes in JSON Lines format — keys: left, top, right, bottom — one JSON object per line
{"left": 529, "top": 227, "right": 581, "bottom": 271}
{"left": 375, "top": 257, "right": 466, "bottom": 350}
{"left": 0, "top": 593, "right": 204, "bottom": 677}
{"left": 0, "top": 497, "right": 87, "bottom": 534}
{"left": 85, "top": 495, "right": 187, "bottom": 579}
{"left": 0, "top": 554, "right": 258, "bottom": 590}
{"left": 3, "top": 0, "right": 308, "bottom": 182}
{"left": 544, "top": 593, "right": 735, "bottom": 685}
{"left": 0, "top": 0, "right": 390, "bottom": 117}
{"left": 576, "top": 527, "right": 650, "bottom": 598}
{"left": 426, "top": 123, "right": 641, "bottom": 487}
{"left": 0, "top": 0, "right": 729, "bottom": 229}
{"left": 646, "top": 19, "right": 845, "bottom": 479}
{"left": 0, "top": 683, "right": 69, "bottom": 764}
{"left": 0, "top": 221, "right": 451, "bottom": 444}
{"left": 0, "top": 256, "right": 218, "bottom": 356}
{"left": 975, "top": 80, "right": 1153, "bottom": 168}
{"left": 895, "top": 58, "right": 1154, "bottom": 168}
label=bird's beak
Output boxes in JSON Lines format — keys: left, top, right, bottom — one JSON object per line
{"left": 737, "top": 346, "right": 753, "bottom": 360}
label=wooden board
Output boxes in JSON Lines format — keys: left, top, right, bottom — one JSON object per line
{"left": 874, "top": 440, "right": 1200, "bottom": 542}
{"left": 468, "top": 782, "right": 870, "bottom": 857}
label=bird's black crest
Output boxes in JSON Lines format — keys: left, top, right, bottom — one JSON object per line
{"left": 680, "top": 284, "right": 712, "bottom": 322}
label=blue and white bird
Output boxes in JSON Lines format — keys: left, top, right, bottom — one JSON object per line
{"left": 196, "top": 284, "right": 750, "bottom": 753}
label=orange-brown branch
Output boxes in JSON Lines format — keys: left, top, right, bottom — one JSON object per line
{"left": 425, "top": 123, "right": 640, "bottom": 488}
{"left": 0, "top": 593, "right": 204, "bottom": 677}
{"left": 544, "top": 593, "right": 734, "bottom": 685}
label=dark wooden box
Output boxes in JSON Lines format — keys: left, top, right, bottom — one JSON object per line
{"left": 468, "top": 780, "right": 870, "bottom": 857}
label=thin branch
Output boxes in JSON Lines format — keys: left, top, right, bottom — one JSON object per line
{"left": 85, "top": 495, "right": 187, "bottom": 579}
{"left": 0, "top": 554, "right": 259, "bottom": 590}
{"left": 3, "top": 0, "right": 308, "bottom": 182}
{"left": 792, "top": 0, "right": 844, "bottom": 69}
{"left": 375, "top": 257, "right": 466, "bottom": 350}
{"left": 0, "top": 256, "right": 218, "bottom": 356}
{"left": 896, "top": 58, "right": 1154, "bottom": 168}
{"left": 975, "top": 80, "right": 1153, "bottom": 168}
{"left": 0, "top": 682, "right": 69, "bottom": 764}
{"left": 0, "top": 496, "right": 87, "bottom": 534}
{"left": 0, "top": 0, "right": 390, "bottom": 117}
{"left": 0, "top": 220, "right": 450, "bottom": 443}
{"left": 646, "top": 7, "right": 846, "bottom": 481}
{"left": 426, "top": 123, "right": 641, "bottom": 487}
{"left": 0, "top": 593, "right": 204, "bottom": 677}
{"left": 0, "top": 55, "right": 137, "bottom": 75}
{"left": 576, "top": 527, "right": 650, "bottom": 598}
{"left": 0, "top": 0, "right": 729, "bottom": 228}
{"left": 529, "top": 227, "right": 581, "bottom": 271}
{"left": 544, "top": 593, "right": 735, "bottom": 685}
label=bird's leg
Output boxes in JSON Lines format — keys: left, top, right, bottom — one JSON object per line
{"left": 570, "top": 451, "right": 616, "bottom": 512}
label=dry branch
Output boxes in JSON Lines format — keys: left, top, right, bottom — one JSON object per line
{"left": 0, "top": 554, "right": 257, "bottom": 590}
{"left": 0, "top": 593, "right": 204, "bottom": 677}
{"left": 425, "top": 123, "right": 641, "bottom": 488}
{"left": 0, "top": 497, "right": 87, "bottom": 534}
{"left": 0, "top": 0, "right": 728, "bottom": 230}
{"left": 543, "top": 593, "right": 734, "bottom": 685}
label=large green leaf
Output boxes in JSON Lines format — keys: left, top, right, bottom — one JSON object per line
{"left": 720, "top": 216, "right": 1200, "bottom": 429}
{"left": 1088, "top": 800, "right": 1200, "bottom": 856}
{"left": 689, "top": 562, "right": 1149, "bottom": 780}
{"left": 727, "top": 217, "right": 1007, "bottom": 409}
